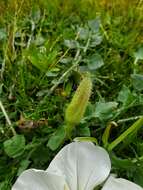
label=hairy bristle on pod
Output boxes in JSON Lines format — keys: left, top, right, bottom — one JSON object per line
{"left": 65, "top": 76, "right": 92, "bottom": 126}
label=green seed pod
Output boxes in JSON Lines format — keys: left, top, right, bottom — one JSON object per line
{"left": 65, "top": 75, "right": 92, "bottom": 126}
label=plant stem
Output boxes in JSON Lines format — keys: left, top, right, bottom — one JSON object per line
{"left": 48, "top": 49, "right": 81, "bottom": 95}
{"left": 100, "top": 23, "right": 109, "bottom": 41}
{"left": 0, "top": 100, "right": 16, "bottom": 136}
{"left": 65, "top": 123, "right": 74, "bottom": 141}
{"left": 108, "top": 117, "right": 143, "bottom": 151}
{"left": 117, "top": 115, "right": 143, "bottom": 124}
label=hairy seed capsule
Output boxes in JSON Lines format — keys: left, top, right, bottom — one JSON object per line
{"left": 65, "top": 76, "right": 92, "bottom": 126}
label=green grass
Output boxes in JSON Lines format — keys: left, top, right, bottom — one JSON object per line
{"left": 0, "top": 0, "right": 143, "bottom": 189}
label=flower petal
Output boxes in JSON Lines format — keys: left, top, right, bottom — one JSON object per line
{"left": 47, "top": 142, "right": 111, "bottom": 190}
{"left": 12, "top": 169, "right": 69, "bottom": 190}
{"left": 102, "top": 176, "right": 143, "bottom": 190}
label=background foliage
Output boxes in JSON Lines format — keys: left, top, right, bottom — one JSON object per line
{"left": 0, "top": 0, "right": 143, "bottom": 189}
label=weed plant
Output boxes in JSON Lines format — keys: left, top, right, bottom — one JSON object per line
{"left": 0, "top": 0, "right": 143, "bottom": 189}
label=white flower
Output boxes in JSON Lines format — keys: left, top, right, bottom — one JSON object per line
{"left": 12, "top": 142, "right": 143, "bottom": 190}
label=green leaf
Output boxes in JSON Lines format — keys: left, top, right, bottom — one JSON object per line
{"left": 137, "top": 142, "right": 143, "bottom": 155}
{"left": 94, "top": 101, "right": 118, "bottom": 121}
{"left": 3, "top": 135, "right": 26, "bottom": 158}
{"left": 0, "top": 28, "right": 7, "bottom": 41}
{"left": 117, "top": 85, "right": 136, "bottom": 106}
{"left": 134, "top": 47, "right": 143, "bottom": 61}
{"left": 111, "top": 153, "right": 134, "bottom": 170}
{"left": 90, "top": 34, "right": 103, "bottom": 47}
{"left": 77, "top": 124, "right": 90, "bottom": 137}
{"left": 134, "top": 168, "right": 143, "bottom": 187}
{"left": 31, "top": 5, "right": 41, "bottom": 22}
{"left": 60, "top": 57, "right": 73, "bottom": 64}
{"left": 0, "top": 181, "right": 10, "bottom": 190}
{"left": 30, "top": 145, "right": 51, "bottom": 166}
{"left": 78, "top": 27, "right": 89, "bottom": 40}
{"left": 34, "top": 35, "right": 45, "bottom": 46}
{"left": 47, "top": 126, "right": 66, "bottom": 151}
{"left": 131, "top": 74, "right": 143, "bottom": 91}
{"left": 17, "top": 160, "right": 31, "bottom": 176}
{"left": 88, "top": 18, "right": 100, "bottom": 32}
{"left": 87, "top": 54, "right": 104, "bottom": 70}
{"left": 26, "top": 46, "right": 57, "bottom": 71}
{"left": 64, "top": 40, "right": 79, "bottom": 49}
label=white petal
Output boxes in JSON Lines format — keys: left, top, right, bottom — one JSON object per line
{"left": 12, "top": 169, "right": 69, "bottom": 190}
{"left": 47, "top": 142, "right": 111, "bottom": 190}
{"left": 102, "top": 176, "right": 143, "bottom": 190}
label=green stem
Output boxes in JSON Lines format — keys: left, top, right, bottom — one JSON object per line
{"left": 100, "top": 23, "right": 109, "bottom": 41}
{"left": 0, "top": 100, "right": 16, "bottom": 136}
{"left": 108, "top": 117, "right": 143, "bottom": 151}
{"left": 48, "top": 49, "right": 81, "bottom": 96}
{"left": 65, "top": 123, "right": 75, "bottom": 140}
{"left": 117, "top": 115, "right": 143, "bottom": 124}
